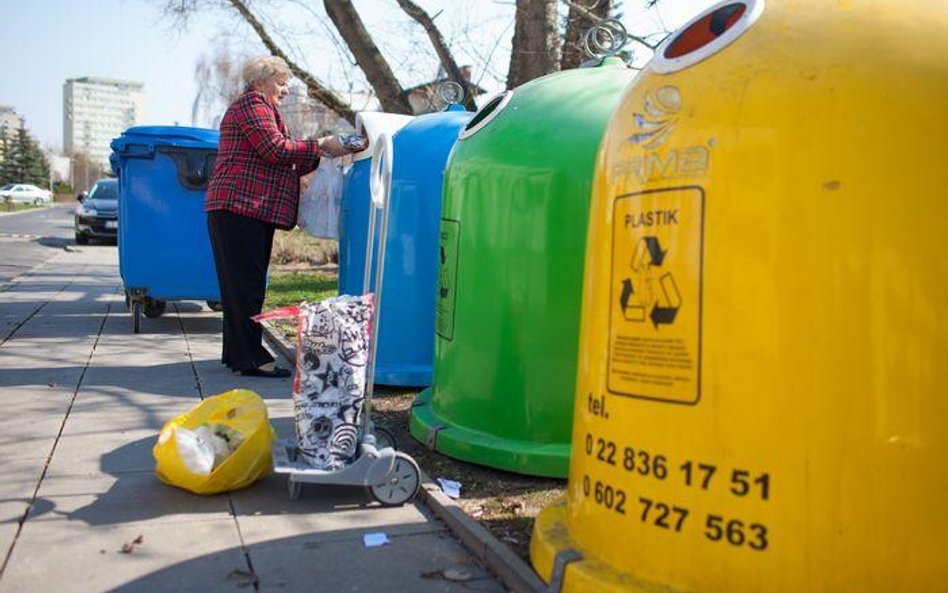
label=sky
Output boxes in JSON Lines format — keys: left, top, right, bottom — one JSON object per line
{"left": 0, "top": 0, "right": 717, "bottom": 152}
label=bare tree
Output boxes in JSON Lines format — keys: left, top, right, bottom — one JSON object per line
{"left": 395, "top": 0, "right": 478, "bottom": 111}
{"left": 192, "top": 47, "right": 246, "bottom": 127}
{"left": 227, "top": 0, "right": 357, "bottom": 123}
{"left": 507, "top": 0, "right": 560, "bottom": 89}
{"left": 161, "top": 0, "right": 672, "bottom": 125}
{"left": 323, "top": 0, "right": 413, "bottom": 115}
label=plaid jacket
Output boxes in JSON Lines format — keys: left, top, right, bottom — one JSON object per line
{"left": 206, "top": 91, "right": 321, "bottom": 230}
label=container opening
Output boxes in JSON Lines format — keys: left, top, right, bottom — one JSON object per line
{"left": 158, "top": 147, "right": 217, "bottom": 191}
{"left": 665, "top": 3, "right": 746, "bottom": 58}
{"left": 465, "top": 94, "right": 504, "bottom": 131}
{"left": 459, "top": 91, "right": 514, "bottom": 140}
{"left": 650, "top": 0, "right": 763, "bottom": 74}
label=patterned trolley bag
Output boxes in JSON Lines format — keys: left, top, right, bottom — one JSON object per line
{"left": 254, "top": 294, "right": 374, "bottom": 469}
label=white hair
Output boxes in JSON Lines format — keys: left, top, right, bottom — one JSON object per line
{"left": 242, "top": 55, "right": 291, "bottom": 90}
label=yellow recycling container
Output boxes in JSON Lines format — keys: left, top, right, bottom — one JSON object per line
{"left": 531, "top": 1, "right": 948, "bottom": 592}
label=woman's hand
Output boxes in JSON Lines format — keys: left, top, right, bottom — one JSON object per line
{"left": 317, "top": 135, "right": 366, "bottom": 158}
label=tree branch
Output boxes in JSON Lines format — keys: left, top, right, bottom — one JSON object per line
{"left": 395, "top": 0, "right": 477, "bottom": 111}
{"left": 323, "top": 0, "right": 413, "bottom": 114}
{"left": 560, "top": 0, "right": 662, "bottom": 52}
{"left": 226, "top": 0, "right": 356, "bottom": 124}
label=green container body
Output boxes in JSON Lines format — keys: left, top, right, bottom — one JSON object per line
{"left": 410, "top": 59, "right": 635, "bottom": 477}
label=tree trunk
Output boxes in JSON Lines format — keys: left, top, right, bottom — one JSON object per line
{"left": 507, "top": 0, "right": 561, "bottom": 89}
{"left": 226, "top": 0, "right": 356, "bottom": 125}
{"left": 561, "top": 0, "right": 613, "bottom": 70}
{"left": 323, "top": 0, "right": 413, "bottom": 115}
{"left": 395, "top": 0, "right": 478, "bottom": 111}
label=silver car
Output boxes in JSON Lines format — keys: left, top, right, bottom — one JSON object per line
{"left": 0, "top": 183, "right": 53, "bottom": 205}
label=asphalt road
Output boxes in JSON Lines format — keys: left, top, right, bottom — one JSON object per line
{"left": 0, "top": 204, "right": 113, "bottom": 287}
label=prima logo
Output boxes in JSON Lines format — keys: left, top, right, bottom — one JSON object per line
{"left": 628, "top": 86, "right": 682, "bottom": 149}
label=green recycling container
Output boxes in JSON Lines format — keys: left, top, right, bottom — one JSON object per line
{"left": 410, "top": 58, "right": 635, "bottom": 477}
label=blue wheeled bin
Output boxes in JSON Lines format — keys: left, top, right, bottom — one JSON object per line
{"left": 338, "top": 112, "right": 413, "bottom": 296}
{"left": 360, "top": 105, "right": 473, "bottom": 386}
{"left": 110, "top": 126, "right": 221, "bottom": 333}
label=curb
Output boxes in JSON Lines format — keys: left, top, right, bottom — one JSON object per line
{"left": 0, "top": 204, "right": 55, "bottom": 218}
{"left": 260, "top": 320, "right": 546, "bottom": 593}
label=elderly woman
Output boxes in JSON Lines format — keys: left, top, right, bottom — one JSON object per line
{"left": 206, "top": 55, "right": 354, "bottom": 378}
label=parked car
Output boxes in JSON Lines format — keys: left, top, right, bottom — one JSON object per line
{"left": 74, "top": 178, "right": 119, "bottom": 244}
{"left": 0, "top": 183, "right": 53, "bottom": 205}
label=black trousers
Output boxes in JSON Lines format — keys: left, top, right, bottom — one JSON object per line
{"left": 207, "top": 210, "right": 275, "bottom": 372}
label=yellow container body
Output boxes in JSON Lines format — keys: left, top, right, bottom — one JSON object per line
{"left": 531, "top": 1, "right": 948, "bottom": 591}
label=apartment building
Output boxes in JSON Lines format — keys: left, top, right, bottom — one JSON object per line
{"left": 0, "top": 105, "right": 24, "bottom": 141}
{"left": 63, "top": 77, "right": 145, "bottom": 167}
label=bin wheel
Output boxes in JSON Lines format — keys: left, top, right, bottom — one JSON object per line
{"left": 373, "top": 426, "right": 398, "bottom": 451}
{"left": 75, "top": 233, "right": 89, "bottom": 245}
{"left": 132, "top": 301, "right": 142, "bottom": 334}
{"left": 143, "top": 298, "right": 166, "bottom": 318}
{"left": 370, "top": 452, "right": 420, "bottom": 507}
{"left": 206, "top": 300, "right": 223, "bottom": 312}
{"left": 288, "top": 478, "right": 302, "bottom": 501}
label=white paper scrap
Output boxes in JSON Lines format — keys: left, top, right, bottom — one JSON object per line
{"left": 437, "top": 478, "right": 462, "bottom": 499}
{"left": 363, "top": 532, "right": 389, "bottom": 548}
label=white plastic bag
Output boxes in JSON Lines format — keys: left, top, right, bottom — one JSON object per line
{"left": 298, "top": 156, "right": 344, "bottom": 239}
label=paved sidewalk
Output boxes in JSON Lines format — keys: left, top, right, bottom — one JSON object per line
{"left": 0, "top": 245, "right": 508, "bottom": 593}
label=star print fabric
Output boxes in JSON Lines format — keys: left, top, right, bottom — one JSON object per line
{"left": 293, "top": 294, "right": 373, "bottom": 469}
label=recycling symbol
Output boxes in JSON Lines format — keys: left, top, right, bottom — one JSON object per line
{"left": 439, "top": 244, "right": 451, "bottom": 299}
{"left": 619, "top": 236, "right": 682, "bottom": 328}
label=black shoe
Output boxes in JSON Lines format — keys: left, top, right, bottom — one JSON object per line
{"left": 239, "top": 365, "right": 291, "bottom": 378}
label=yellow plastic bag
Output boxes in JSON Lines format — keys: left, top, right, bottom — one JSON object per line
{"left": 153, "top": 389, "right": 274, "bottom": 495}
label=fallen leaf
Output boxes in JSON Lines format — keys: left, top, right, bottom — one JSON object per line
{"left": 120, "top": 534, "right": 144, "bottom": 554}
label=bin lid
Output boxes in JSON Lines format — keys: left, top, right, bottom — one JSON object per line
{"left": 111, "top": 125, "right": 220, "bottom": 156}
{"left": 353, "top": 112, "right": 413, "bottom": 162}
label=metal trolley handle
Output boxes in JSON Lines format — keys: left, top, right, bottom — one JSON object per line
{"left": 361, "top": 133, "right": 394, "bottom": 432}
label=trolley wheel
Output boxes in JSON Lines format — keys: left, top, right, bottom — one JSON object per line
{"left": 373, "top": 426, "right": 398, "bottom": 451}
{"left": 206, "top": 300, "right": 223, "bottom": 312}
{"left": 288, "top": 477, "right": 302, "bottom": 501}
{"left": 143, "top": 298, "right": 166, "bottom": 318}
{"left": 370, "top": 452, "right": 420, "bottom": 507}
{"left": 132, "top": 301, "right": 142, "bottom": 334}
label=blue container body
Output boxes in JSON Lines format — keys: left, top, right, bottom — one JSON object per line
{"left": 338, "top": 158, "right": 373, "bottom": 297}
{"left": 360, "top": 106, "right": 473, "bottom": 386}
{"left": 111, "top": 126, "right": 221, "bottom": 301}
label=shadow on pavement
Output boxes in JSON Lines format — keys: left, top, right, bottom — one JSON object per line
{"left": 101, "top": 526, "right": 503, "bottom": 593}
{"left": 56, "top": 434, "right": 388, "bottom": 527}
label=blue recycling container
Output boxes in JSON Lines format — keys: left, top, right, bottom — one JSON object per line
{"left": 338, "top": 157, "right": 373, "bottom": 296}
{"left": 111, "top": 126, "right": 220, "bottom": 303}
{"left": 371, "top": 105, "right": 474, "bottom": 386}
{"left": 338, "top": 112, "right": 413, "bottom": 296}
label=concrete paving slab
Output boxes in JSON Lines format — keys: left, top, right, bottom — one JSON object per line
{"left": 232, "top": 475, "right": 432, "bottom": 535}
{"left": 0, "top": 419, "right": 61, "bottom": 460}
{"left": 44, "top": 429, "right": 159, "bottom": 478}
{"left": 65, "top": 397, "right": 196, "bottom": 424}
{"left": 0, "top": 458, "right": 46, "bottom": 500}
{"left": 30, "top": 472, "right": 233, "bottom": 526}
{"left": 0, "top": 240, "right": 515, "bottom": 592}
{"left": 246, "top": 528, "right": 507, "bottom": 593}
{"left": 0, "top": 502, "right": 28, "bottom": 559}
{"left": 0, "top": 517, "right": 248, "bottom": 593}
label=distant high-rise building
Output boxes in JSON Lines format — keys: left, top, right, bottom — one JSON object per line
{"left": 0, "top": 105, "right": 23, "bottom": 141}
{"left": 63, "top": 77, "right": 145, "bottom": 167}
